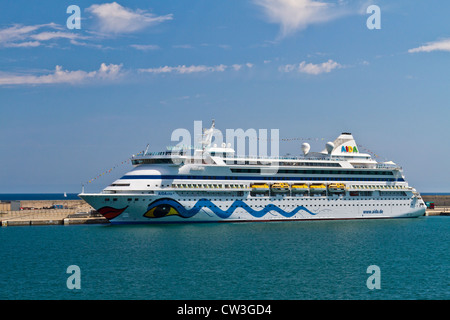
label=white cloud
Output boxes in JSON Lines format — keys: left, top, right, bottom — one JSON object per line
{"left": 0, "top": 23, "right": 83, "bottom": 48}
{"left": 130, "top": 44, "right": 160, "bottom": 51}
{"left": 139, "top": 64, "right": 227, "bottom": 74}
{"left": 254, "top": 0, "right": 348, "bottom": 37}
{"left": 408, "top": 39, "right": 450, "bottom": 53}
{"left": 231, "top": 63, "right": 254, "bottom": 71}
{"left": 69, "top": 39, "right": 106, "bottom": 49}
{"left": 86, "top": 2, "right": 173, "bottom": 34}
{"left": 0, "top": 3, "right": 173, "bottom": 49}
{"left": 0, "top": 63, "right": 123, "bottom": 86}
{"left": 3, "top": 41, "right": 41, "bottom": 48}
{"left": 30, "top": 31, "right": 82, "bottom": 41}
{"left": 279, "top": 59, "right": 341, "bottom": 75}
{"left": 139, "top": 63, "right": 254, "bottom": 74}
{"left": 96, "top": 63, "right": 123, "bottom": 79}
{"left": 0, "top": 24, "right": 45, "bottom": 43}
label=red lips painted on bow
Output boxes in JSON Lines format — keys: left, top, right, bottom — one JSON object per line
{"left": 97, "top": 206, "right": 128, "bottom": 220}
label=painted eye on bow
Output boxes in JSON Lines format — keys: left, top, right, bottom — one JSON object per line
{"left": 144, "top": 204, "right": 179, "bottom": 218}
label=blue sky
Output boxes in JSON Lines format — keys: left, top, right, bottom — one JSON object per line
{"left": 0, "top": 0, "right": 449, "bottom": 193}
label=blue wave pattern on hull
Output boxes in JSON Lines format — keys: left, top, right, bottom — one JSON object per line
{"left": 144, "top": 198, "right": 318, "bottom": 220}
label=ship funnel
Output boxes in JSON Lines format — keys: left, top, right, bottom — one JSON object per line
{"left": 325, "top": 142, "right": 335, "bottom": 154}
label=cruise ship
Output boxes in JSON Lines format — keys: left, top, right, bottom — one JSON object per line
{"left": 79, "top": 121, "right": 426, "bottom": 224}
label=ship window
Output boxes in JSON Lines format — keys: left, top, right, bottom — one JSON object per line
{"left": 134, "top": 158, "right": 173, "bottom": 164}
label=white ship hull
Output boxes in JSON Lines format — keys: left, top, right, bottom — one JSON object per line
{"left": 80, "top": 192, "right": 425, "bottom": 225}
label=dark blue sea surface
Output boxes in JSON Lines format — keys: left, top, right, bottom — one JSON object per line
{"left": 0, "top": 217, "right": 448, "bottom": 300}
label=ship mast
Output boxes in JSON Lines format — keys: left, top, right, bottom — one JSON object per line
{"left": 201, "top": 119, "right": 215, "bottom": 150}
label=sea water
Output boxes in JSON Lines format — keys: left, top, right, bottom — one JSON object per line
{"left": 0, "top": 216, "right": 448, "bottom": 300}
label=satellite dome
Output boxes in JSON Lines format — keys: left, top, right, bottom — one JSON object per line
{"left": 301, "top": 143, "right": 310, "bottom": 155}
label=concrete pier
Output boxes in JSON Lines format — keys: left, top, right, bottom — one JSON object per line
{"left": 425, "top": 206, "right": 450, "bottom": 216}
{"left": 0, "top": 211, "right": 109, "bottom": 227}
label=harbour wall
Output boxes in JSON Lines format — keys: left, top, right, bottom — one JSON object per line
{"left": 421, "top": 195, "right": 450, "bottom": 207}
{"left": 18, "top": 200, "right": 93, "bottom": 211}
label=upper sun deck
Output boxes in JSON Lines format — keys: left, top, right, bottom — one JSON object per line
{"left": 130, "top": 122, "right": 401, "bottom": 171}
{"left": 131, "top": 153, "right": 401, "bottom": 171}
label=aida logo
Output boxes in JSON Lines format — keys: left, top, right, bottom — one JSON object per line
{"left": 341, "top": 145, "right": 358, "bottom": 153}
